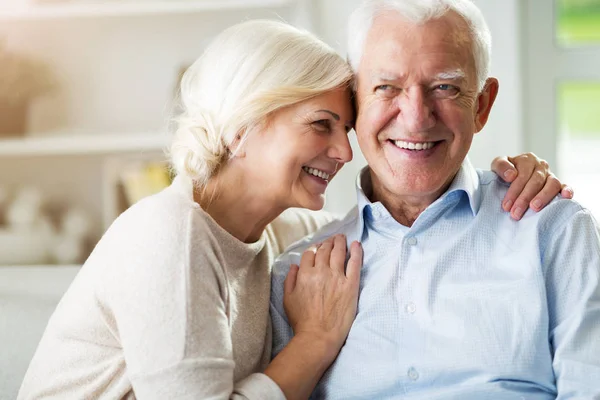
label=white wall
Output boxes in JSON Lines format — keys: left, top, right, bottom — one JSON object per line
{"left": 316, "top": 0, "right": 524, "bottom": 215}
{"left": 469, "top": 0, "right": 523, "bottom": 167}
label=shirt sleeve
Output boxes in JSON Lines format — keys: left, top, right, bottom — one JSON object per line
{"left": 100, "top": 210, "right": 285, "bottom": 400}
{"left": 543, "top": 208, "right": 600, "bottom": 397}
{"left": 269, "top": 252, "right": 298, "bottom": 360}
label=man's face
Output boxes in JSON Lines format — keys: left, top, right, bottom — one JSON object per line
{"left": 355, "top": 11, "right": 497, "bottom": 206}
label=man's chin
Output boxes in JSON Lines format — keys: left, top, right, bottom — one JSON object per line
{"left": 375, "top": 173, "right": 451, "bottom": 205}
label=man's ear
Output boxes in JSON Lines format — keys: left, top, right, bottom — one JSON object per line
{"left": 474, "top": 77, "right": 499, "bottom": 133}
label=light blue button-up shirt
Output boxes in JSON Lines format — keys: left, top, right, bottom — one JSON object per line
{"left": 270, "top": 160, "right": 600, "bottom": 399}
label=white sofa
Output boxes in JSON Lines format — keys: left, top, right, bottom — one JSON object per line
{"left": 0, "top": 266, "right": 79, "bottom": 400}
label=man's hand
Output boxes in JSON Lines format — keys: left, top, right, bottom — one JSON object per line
{"left": 491, "top": 153, "right": 574, "bottom": 221}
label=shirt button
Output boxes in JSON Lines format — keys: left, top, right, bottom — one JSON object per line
{"left": 405, "top": 302, "right": 416, "bottom": 314}
{"left": 407, "top": 367, "right": 419, "bottom": 381}
{"left": 407, "top": 237, "right": 417, "bottom": 246}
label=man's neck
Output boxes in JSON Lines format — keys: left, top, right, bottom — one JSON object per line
{"left": 367, "top": 169, "right": 455, "bottom": 228}
{"left": 374, "top": 196, "right": 433, "bottom": 227}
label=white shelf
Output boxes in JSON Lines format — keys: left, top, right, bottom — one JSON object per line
{"left": 0, "top": 0, "right": 294, "bottom": 20}
{"left": 0, "top": 133, "right": 168, "bottom": 157}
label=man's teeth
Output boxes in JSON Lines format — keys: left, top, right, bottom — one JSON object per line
{"left": 393, "top": 140, "right": 435, "bottom": 151}
{"left": 302, "top": 166, "right": 330, "bottom": 180}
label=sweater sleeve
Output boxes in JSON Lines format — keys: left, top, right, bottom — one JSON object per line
{"left": 267, "top": 208, "right": 336, "bottom": 255}
{"left": 98, "top": 203, "right": 285, "bottom": 400}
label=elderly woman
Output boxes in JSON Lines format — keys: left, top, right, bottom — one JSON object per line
{"left": 19, "top": 20, "right": 569, "bottom": 400}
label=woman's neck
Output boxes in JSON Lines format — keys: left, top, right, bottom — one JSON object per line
{"left": 194, "top": 167, "right": 285, "bottom": 244}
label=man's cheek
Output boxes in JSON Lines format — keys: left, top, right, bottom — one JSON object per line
{"left": 366, "top": 104, "right": 395, "bottom": 130}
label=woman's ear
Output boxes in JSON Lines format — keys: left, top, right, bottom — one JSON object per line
{"left": 228, "top": 131, "right": 246, "bottom": 158}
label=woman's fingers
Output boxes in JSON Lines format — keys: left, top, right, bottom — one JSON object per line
{"left": 491, "top": 155, "right": 518, "bottom": 182}
{"left": 299, "top": 245, "right": 317, "bottom": 269}
{"left": 561, "top": 184, "right": 574, "bottom": 199}
{"left": 494, "top": 152, "right": 575, "bottom": 219}
{"left": 284, "top": 264, "right": 299, "bottom": 296}
{"left": 329, "top": 235, "right": 347, "bottom": 275}
{"left": 527, "top": 173, "right": 562, "bottom": 212}
{"left": 345, "top": 241, "right": 363, "bottom": 283}
{"left": 315, "top": 237, "right": 334, "bottom": 268}
{"left": 500, "top": 154, "right": 536, "bottom": 213}
{"left": 282, "top": 239, "right": 364, "bottom": 354}
{"left": 508, "top": 168, "right": 547, "bottom": 220}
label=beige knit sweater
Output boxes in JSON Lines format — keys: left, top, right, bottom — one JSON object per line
{"left": 18, "top": 176, "right": 333, "bottom": 400}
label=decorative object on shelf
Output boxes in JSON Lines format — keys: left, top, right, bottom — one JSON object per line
{"left": 0, "top": 40, "right": 56, "bottom": 137}
{"left": 0, "top": 186, "right": 55, "bottom": 265}
{"left": 5, "top": 186, "right": 45, "bottom": 230}
{"left": 0, "top": 186, "right": 94, "bottom": 265}
{"left": 119, "top": 160, "right": 172, "bottom": 208}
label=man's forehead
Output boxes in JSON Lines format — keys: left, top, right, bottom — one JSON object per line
{"left": 366, "top": 10, "right": 473, "bottom": 52}
{"left": 360, "top": 15, "right": 476, "bottom": 83}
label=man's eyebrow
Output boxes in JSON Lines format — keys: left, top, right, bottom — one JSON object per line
{"left": 434, "top": 69, "right": 466, "bottom": 81}
{"left": 371, "top": 71, "right": 404, "bottom": 82}
{"left": 316, "top": 110, "right": 340, "bottom": 121}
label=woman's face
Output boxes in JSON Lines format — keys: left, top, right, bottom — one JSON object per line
{"left": 243, "top": 87, "right": 355, "bottom": 211}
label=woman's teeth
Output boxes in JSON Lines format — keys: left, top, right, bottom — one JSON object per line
{"left": 302, "top": 166, "right": 330, "bottom": 181}
{"left": 394, "top": 140, "right": 435, "bottom": 151}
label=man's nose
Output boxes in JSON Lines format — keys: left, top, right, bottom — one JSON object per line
{"left": 327, "top": 129, "right": 353, "bottom": 164}
{"left": 397, "top": 88, "right": 436, "bottom": 132}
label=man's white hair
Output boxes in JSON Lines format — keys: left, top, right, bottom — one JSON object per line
{"left": 347, "top": 0, "right": 492, "bottom": 92}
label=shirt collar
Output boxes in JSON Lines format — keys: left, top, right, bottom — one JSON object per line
{"left": 443, "top": 158, "right": 481, "bottom": 216}
{"left": 354, "top": 158, "right": 481, "bottom": 239}
{"left": 355, "top": 167, "right": 373, "bottom": 240}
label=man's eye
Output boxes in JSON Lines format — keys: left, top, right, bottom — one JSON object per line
{"left": 433, "top": 84, "right": 460, "bottom": 98}
{"left": 375, "top": 85, "right": 399, "bottom": 98}
{"left": 375, "top": 85, "right": 394, "bottom": 92}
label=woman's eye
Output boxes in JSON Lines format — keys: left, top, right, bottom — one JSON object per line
{"left": 312, "top": 119, "right": 331, "bottom": 132}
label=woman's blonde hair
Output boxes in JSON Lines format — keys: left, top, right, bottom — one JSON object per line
{"left": 169, "top": 19, "right": 353, "bottom": 186}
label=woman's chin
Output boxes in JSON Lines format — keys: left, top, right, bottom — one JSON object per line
{"left": 295, "top": 195, "right": 326, "bottom": 211}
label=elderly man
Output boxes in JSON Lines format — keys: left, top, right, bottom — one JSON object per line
{"left": 270, "top": 0, "right": 600, "bottom": 398}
